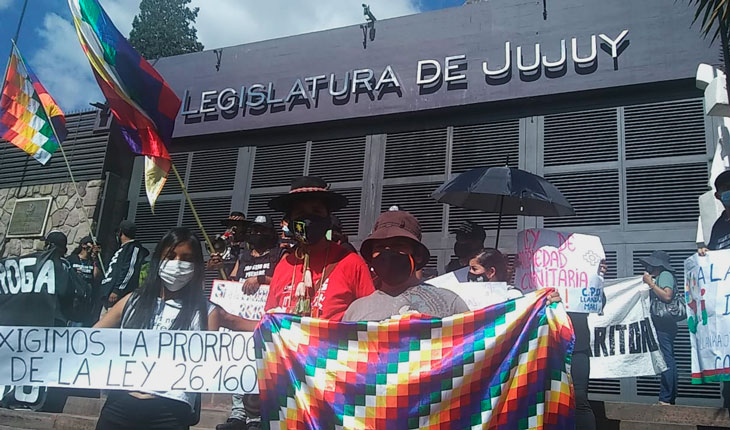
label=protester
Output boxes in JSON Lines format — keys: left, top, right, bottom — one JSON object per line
{"left": 67, "top": 235, "right": 103, "bottom": 326}
{"left": 100, "top": 220, "right": 149, "bottom": 309}
{"left": 216, "top": 215, "right": 281, "bottom": 430}
{"left": 208, "top": 211, "right": 250, "bottom": 277}
{"left": 640, "top": 250, "right": 678, "bottom": 405}
{"left": 94, "top": 227, "right": 211, "bottom": 430}
{"left": 698, "top": 169, "right": 730, "bottom": 408}
{"left": 343, "top": 210, "right": 469, "bottom": 321}
{"left": 445, "top": 220, "right": 486, "bottom": 273}
{"left": 264, "top": 176, "right": 374, "bottom": 320}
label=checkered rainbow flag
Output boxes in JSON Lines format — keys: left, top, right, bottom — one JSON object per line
{"left": 0, "top": 43, "right": 66, "bottom": 165}
{"left": 255, "top": 289, "right": 575, "bottom": 429}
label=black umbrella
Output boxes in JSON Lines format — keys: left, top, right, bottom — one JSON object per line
{"left": 432, "top": 166, "right": 575, "bottom": 247}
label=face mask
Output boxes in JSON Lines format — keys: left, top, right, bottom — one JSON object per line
{"left": 721, "top": 190, "right": 730, "bottom": 208}
{"left": 159, "top": 259, "right": 195, "bottom": 292}
{"left": 467, "top": 272, "right": 487, "bottom": 282}
{"left": 291, "top": 216, "right": 331, "bottom": 245}
{"left": 454, "top": 242, "right": 477, "bottom": 259}
{"left": 282, "top": 225, "right": 293, "bottom": 238}
{"left": 248, "top": 234, "right": 273, "bottom": 250}
{"left": 371, "top": 249, "right": 415, "bottom": 286}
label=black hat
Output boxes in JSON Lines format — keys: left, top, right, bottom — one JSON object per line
{"left": 45, "top": 231, "right": 68, "bottom": 252}
{"left": 220, "top": 211, "right": 249, "bottom": 227}
{"left": 639, "top": 250, "right": 673, "bottom": 273}
{"left": 716, "top": 170, "right": 730, "bottom": 190}
{"left": 119, "top": 220, "right": 137, "bottom": 239}
{"left": 250, "top": 215, "right": 275, "bottom": 231}
{"left": 78, "top": 235, "right": 93, "bottom": 245}
{"left": 268, "top": 176, "right": 348, "bottom": 213}
{"left": 452, "top": 220, "right": 486, "bottom": 242}
{"left": 360, "top": 210, "right": 431, "bottom": 269}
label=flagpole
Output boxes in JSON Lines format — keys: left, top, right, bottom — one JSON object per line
{"left": 13, "top": 0, "right": 29, "bottom": 42}
{"left": 170, "top": 163, "right": 228, "bottom": 280}
{"left": 10, "top": 40, "right": 106, "bottom": 273}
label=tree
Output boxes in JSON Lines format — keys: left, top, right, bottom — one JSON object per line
{"left": 129, "top": 0, "right": 204, "bottom": 59}
{"left": 692, "top": 0, "right": 730, "bottom": 100}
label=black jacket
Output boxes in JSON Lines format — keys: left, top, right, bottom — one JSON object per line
{"left": 100, "top": 240, "right": 149, "bottom": 300}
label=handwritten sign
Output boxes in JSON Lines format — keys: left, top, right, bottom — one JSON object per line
{"left": 0, "top": 327, "right": 258, "bottom": 394}
{"left": 210, "top": 279, "right": 269, "bottom": 320}
{"left": 685, "top": 250, "right": 730, "bottom": 383}
{"left": 515, "top": 229, "right": 604, "bottom": 313}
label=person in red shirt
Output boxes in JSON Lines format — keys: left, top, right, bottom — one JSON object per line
{"left": 264, "top": 176, "right": 374, "bottom": 320}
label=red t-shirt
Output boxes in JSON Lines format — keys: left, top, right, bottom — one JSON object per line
{"left": 265, "top": 240, "right": 374, "bottom": 321}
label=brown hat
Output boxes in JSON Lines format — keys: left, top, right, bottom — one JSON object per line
{"left": 268, "top": 176, "right": 348, "bottom": 213}
{"left": 360, "top": 210, "right": 431, "bottom": 269}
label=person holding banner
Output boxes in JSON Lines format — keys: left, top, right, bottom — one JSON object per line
{"left": 67, "top": 235, "right": 103, "bottom": 326}
{"left": 343, "top": 210, "right": 470, "bottom": 321}
{"left": 640, "top": 250, "right": 679, "bottom": 405}
{"left": 264, "top": 176, "right": 374, "bottom": 320}
{"left": 94, "top": 227, "right": 211, "bottom": 430}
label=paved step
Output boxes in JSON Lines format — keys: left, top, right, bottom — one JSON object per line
{"left": 604, "top": 402, "right": 730, "bottom": 429}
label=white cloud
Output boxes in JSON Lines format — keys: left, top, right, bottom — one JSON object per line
{"left": 31, "top": 1, "right": 420, "bottom": 111}
{"left": 0, "top": 0, "right": 14, "bottom": 10}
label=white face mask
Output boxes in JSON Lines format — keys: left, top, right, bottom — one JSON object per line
{"left": 159, "top": 259, "right": 195, "bottom": 292}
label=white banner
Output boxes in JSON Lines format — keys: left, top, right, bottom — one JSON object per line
{"left": 0, "top": 327, "right": 258, "bottom": 394}
{"left": 515, "top": 229, "right": 605, "bottom": 313}
{"left": 588, "top": 277, "right": 667, "bottom": 378}
{"left": 685, "top": 250, "right": 730, "bottom": 383}
{"left": 429, "top": 271, "right": 512, "bottom": 310}
{"left": 210, "top": 279, "right": 269, "bottom": 320}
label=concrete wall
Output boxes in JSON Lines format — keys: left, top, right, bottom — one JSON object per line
{"left": 0, "top": 180, "right": 103, "bottom": 258}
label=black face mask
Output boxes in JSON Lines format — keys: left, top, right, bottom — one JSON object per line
{"left": 248, "top": 233, "right": 274, "bottom": 250}
{"left": 454, "top": 242, "right": 477, "bottom": 259}
{"left": 371, "top": 249, "right": 414, "bottom": 286}
{"left": 467, "top": 272, "right": 487, "bottom": 282}
{"left": 291, "top": 215, "right": 331, "bottom": 245}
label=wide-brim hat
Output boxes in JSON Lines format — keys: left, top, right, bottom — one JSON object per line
{"left": 268, "top": 176, "right": 348, "bottom": 213}
{"left": 360, "top": 210, "right": 430, "bottom": 269}
{"left": 639, "top": 250, "right": 673, "bottom": 273}
{"left": 220, "top": 211, "right": 250, "bottom": 227}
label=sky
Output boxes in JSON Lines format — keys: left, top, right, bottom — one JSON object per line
{"left": 0, "top": 0, "right": 465, "bottom": 112}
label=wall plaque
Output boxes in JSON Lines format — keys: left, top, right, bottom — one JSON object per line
{"left": 7, "top": 197, "right": 53, "bottom": 238}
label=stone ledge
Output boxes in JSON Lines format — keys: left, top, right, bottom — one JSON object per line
{"left": 604, "top": 402, "right": 730, "bottom": 427}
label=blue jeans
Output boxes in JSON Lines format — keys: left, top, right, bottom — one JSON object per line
{"left": 656, "top": 327, "right": 677, "bottom": 404}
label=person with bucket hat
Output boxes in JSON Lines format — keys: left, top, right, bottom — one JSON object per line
{"left": 208, "top": 211, "right": 250, "bottom": 277}
{"left": 264, "top": 176, "right": 374, "bottom": 320}
{"left": 640, "top": 250, "right": 679, "bottom": 405}
{"left": 343, "top": 210, "right": 469, "bottom": 322}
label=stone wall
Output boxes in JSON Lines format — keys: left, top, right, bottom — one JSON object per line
{"left": 0, "top": 180, "right": 103, "bottom": 257}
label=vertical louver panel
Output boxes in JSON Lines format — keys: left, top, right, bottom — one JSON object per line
{"left": 187, "top": 149, "right": 238, "bottom": 192}
{"left": 384, "top": 128, "right": 447, "bottom": 178}
{"left": 626, "top": 163, "right": 707, "bottom": 224}
{"left": 451, "top": 120, "right": 520, "bottom": 173}
{"left": 543, "top": 170, "right": 621, "bottom": 227}
{"left": 332, "top": 188, "right": 362, "bottom": 237}
{"left": 0, "top": 110, "right": 110, "bottom": 187}
{"left": 133, "top": 200, "right": 180, "bottom": 244}
{"left": 604, "top": 250, "right": 618, "bottom": 280}
{"left": 247, "top": 192, "right": 283, "bottom": 233}
{"left": 588, "top": 379, "right": 621, "bottom": 395}
{"left": 624, "top": 100, "right": 707, "bottom": 160}
{"left": 309, "top": 136, "right": 366, "bottom": 183}
{"left": 251, "top": 143, "right": 306, "bottom": 188}
{"left": 543, "top": 108, "right": 618, "bottom": 166}
{"left": 138, "top": 153, "right": 191, "bottom": 196}
{"left": 381, "top": 183, "right": 444, "bottom": 233}
{"left": 448, "top": 207, "right": 518, "bottom": 233}
{"left": 181, "top": 197, "right": 234, "bottom": 242}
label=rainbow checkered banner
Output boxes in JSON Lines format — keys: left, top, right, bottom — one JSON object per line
{"left": 0, "top": 44, "right": 66, "bottom": 165}
{"left": 254, "top": 289, "right": 575, "bottom": 429}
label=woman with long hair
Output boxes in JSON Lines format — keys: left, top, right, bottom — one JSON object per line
{"left": 94, "top": 227, "right": 210, "bottom": 430}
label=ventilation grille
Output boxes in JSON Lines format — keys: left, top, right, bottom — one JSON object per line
{"left": 381, "top": 183, "right": 444, "bottom": 233}
{"left": 543, "top": 170, "right": 620, "bottom": 227}
{"left": 588, "top": 378, "right": 621, "bottom": 395}
{"left": 0, "top": 110, "right": 109, "bottom": 188}
{"left": 247, "top": 192, "right": 283, "bottom": 234}
{"left": 544, "top": 108, "right": 618, "bottom": 166}
{"left": 384, "top": 128, "right": 447, "bottom": 178}
{"left": 251, "top": 143, "right": 306, "bottom": 188}
{"left": 140, "top": 153, "right": 190, "bottom": 197}
{"left": 625, "top": 99, "right": 707, "bottom": 160}
{"left": 309, "top": 136, "right": 366, "bottom": 183}
{"left": 332, "top": 188, "right": 362, "bottom": 237}
{"left": 187, "top": 149, "right": 238, "bottom": 192}
{"left": 451, "top": 120, "right": 519, "bottom": 174}
{"left": 133, "top": 200, "right": 180, "bottom": 244}
{"left": 448, "top": 207, "right": 518, "bottom": 232}
{"left": 604, "top": 250, "right": 618, "bottom": 280}
{"left": 626, "top": 163, "right": 707, "bottom": 224}
{"left": 181, "top": 197, "right": 234, "bottom": 242}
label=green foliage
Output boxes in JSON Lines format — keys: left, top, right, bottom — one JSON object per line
{"left": 692, "top": 0, "right": 730, "bottom": 41}
{"left": 129, "top": 0, "right": 204, "bottom": 59}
